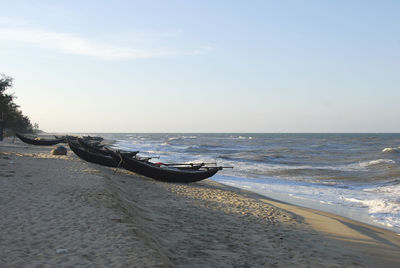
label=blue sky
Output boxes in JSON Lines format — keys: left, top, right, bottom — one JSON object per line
{"left": 1, "top": 0, "right": 399, "bottom": 132}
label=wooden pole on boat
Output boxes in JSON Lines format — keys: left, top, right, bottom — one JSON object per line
{"left": 159, "top": 162, "right": 217, "bottom": 166}
{"left": 113, "top": 153, "right": 123, "bottom": 175}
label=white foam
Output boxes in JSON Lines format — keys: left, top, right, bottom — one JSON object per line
{"left": 341, "top": 197, "right": 400, "bottom": 228}
{"left": 212, "top": 175, "right": 400, "bottom": 233}
{"left": 382, "top": 147, "right": 400, "bottom": 153}
{"left": 359, "top": 159, "right": 395, "bottom": 167}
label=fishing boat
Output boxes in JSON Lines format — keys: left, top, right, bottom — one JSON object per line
{"left": 77, "top": 138, "right": 139, "bottom": 158}
{"left": 16, "top": 133, "right": 65, "bottom": 146}
{"left": 68, "top": 138, "right": 121, "bottom": 167}
{"left": 82, "top": 135, "right": 104, "bottom": 142}
{"left": 108, "top": 150, "right": 222, "bottom": 183}
{"left": 77, "top": 138, "right": 109, "bottom": 155}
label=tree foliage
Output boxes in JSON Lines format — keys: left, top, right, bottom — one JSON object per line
{"left": 0, "top": 74, "right": 34, "bottom": 133}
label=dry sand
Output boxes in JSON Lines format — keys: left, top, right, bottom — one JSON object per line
{"left": 1, "top": 139, "right": 399, "bottom": 267}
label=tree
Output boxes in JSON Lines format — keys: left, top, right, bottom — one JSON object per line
{"left": 33, "top": 122, "right": 41, "bottom": 134}
{"left": 0, "top": 74, "right": 33, "bottom": 133}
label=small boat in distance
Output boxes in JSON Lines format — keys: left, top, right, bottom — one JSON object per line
{"left": 16, "top": 133, "right": 66, "bottom": 146}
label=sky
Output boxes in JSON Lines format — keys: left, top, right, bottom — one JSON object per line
{"left": 0, "top": 0, "right": 399, "bottom": 133}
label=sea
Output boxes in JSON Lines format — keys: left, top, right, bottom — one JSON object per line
{"left": 94, "top": 133, "right": 400, "bottom": 233}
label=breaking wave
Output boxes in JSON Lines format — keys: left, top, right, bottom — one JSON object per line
{"left": 358, "top": 159, "right": 395, "bottom": 167}
{"left": 382, "top": 147, "right": 400, "bottom": 153}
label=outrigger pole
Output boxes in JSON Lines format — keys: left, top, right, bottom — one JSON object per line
{"left": 156, "top": 162, "right": 217, "bottom": 166}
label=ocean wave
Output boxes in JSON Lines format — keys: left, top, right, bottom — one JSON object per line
{"left": 358, "top": 159, "right": 395, "bottom": 167}
{"left": 163, "top": 137, "right": 181, "bottom": 145}
{"left": 218, "top": 159, "right": 400, "bottom": 182}
{"left": 184, "top": 143, "right": 227, "bottom": 153}
{"left": 363, "top": 180, "right": 400, "bottom": 193}
{"left": 227, "top": 135, "right": 253, "bottom": 140}
{"left": 167, "top": 136, "right": 197, "bottom": 142}
{"left": 219, "top": 161, "right": 354, "bottom": 179}
{"left": 184, "top": 145, "right": 210, "bottom": 153}
{"left": 218, "top": 152, "right": 284, "bottom": 162}
{"left": 382, "top": 147, "right": 400, "bottom": 153}
{"left": 341, "top": 197, "right": 400, "bottom": 215}
{"left": 341, "top": 197, "right": 400, "bottom": 227}
{"left": 183, "top": 136, "right": 198, "bottom": 139}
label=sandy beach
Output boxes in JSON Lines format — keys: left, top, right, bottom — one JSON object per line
{"left": 1, "top": 139, "right": 400, "bottom": 267}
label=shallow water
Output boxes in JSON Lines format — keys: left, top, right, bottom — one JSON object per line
{"left": 90, "top": 133, "right": 400, "bottom": 233}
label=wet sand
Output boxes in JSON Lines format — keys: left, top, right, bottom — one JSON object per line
{"left": 1, "top": 139, "right": 399, "bottom": 267}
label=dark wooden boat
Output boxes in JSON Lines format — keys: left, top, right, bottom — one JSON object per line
{"left": 77, "top": 138, "right": 139, "bottom": 158}
{"left": 16, "top": 133, "right": 65, "bottom": 146}
{"left": 68, "top": 139, "right": 122, "bottom": 167}
{"left": 77, "top": 138, "right": 108, "bottom": 155}
{"left": 82, "top": 135, "right": 104, "bottom": 143}
{"left": 108, "top": 150, "right": 221, "bottom": 183}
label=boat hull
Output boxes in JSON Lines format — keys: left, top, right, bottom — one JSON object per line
{"left": 68, "top": 139, "right": 119, "bottom": 167}
{"left": 16, "top": 133, "right": 65, "bottom": 146}
{"left": 110, "top": 150, "right": 220, "bottom": 183}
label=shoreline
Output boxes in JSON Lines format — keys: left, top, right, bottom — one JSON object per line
{"left": 1, "top": 140, "right": 400, "bottom": 267}
{"left": 209, "top": 181, "right": 400, "bottom": 267}
{"left": 212, "top": 175, "right": 400, "bottom": 234}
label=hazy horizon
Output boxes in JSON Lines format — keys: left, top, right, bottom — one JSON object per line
{"left": 1, "top": 0, "right": 399, "bottom": 133}
{"left": 46, "top": 131, "right": 400, "bottom": 134}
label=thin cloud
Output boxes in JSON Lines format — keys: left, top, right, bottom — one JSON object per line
{"left": 0, "top": 17, "right": 28, "bottom": 26}
{"left": 0, "top": 27, "right": 210, "bottom": 60}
